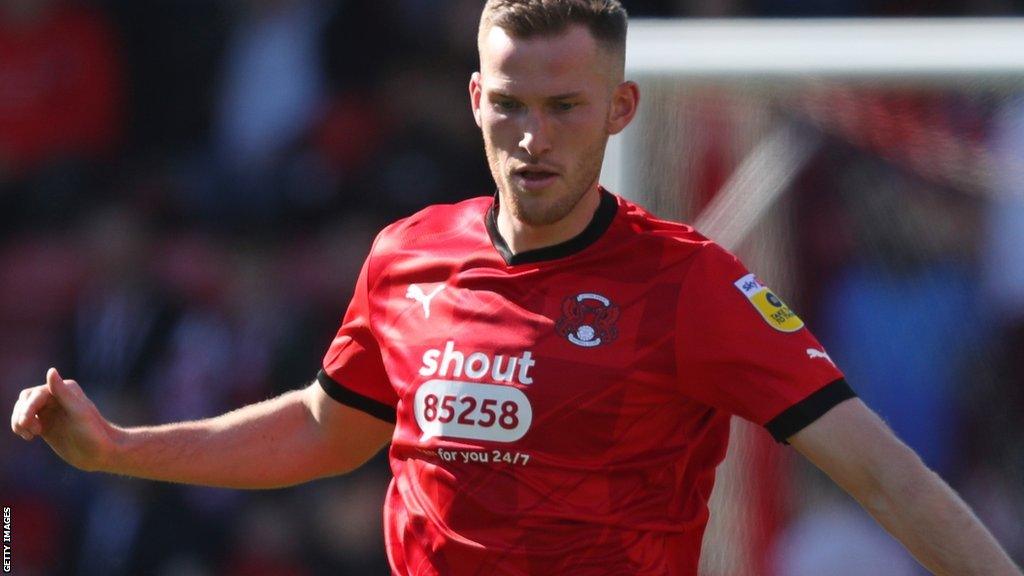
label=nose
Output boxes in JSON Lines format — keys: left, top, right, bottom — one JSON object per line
{"left": 518, "top": 111, "right": 552, "bottom": 158}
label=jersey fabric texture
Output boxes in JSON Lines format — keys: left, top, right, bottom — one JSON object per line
{"left": 319, "top": 189, "right": 852, "bottom": 576}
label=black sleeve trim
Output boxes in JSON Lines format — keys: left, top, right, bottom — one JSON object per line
{"left": 765, "top": 378, "right": 856, "bottom": 444}
{"left": 317, "top": 370, "right": 397, "bottom": 424}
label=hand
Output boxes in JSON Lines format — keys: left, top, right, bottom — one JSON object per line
{"left": 10, "top": 368, "right": 118, "bottom": 472}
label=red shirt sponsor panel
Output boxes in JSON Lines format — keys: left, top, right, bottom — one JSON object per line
{"left": 320, "top": 190, "right": 850, "bottom": 575}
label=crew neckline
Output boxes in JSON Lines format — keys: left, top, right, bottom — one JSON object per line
{"left": 485, "top": 188, "right": 618, "bottom": 266}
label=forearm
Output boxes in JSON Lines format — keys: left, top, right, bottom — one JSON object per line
{"left": 106, "top": 388, "right": 335, "bottom": 489}
{"left": 792, "top": 400, "right": 1021, "bottom": 576}
{"left": 853, "top": 454, "right": 1021, "bottom": 576}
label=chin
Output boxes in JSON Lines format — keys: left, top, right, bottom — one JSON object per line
{"left": 509, "top": 191, "right": 579, "bottom": 227}
{"left": 515, "top": 208, "right": 559, "bottom": 227}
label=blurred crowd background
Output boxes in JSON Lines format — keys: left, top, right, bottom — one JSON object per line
{"left": 1, "top": 0, "right": 1022, "bottom": 575}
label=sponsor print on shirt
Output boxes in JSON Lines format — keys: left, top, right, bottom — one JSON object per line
{"left": 733, "top": 273, "right": 805, "bottom": 333}
{"left": 415, "top": 341, "right": 534, "bottom": 444}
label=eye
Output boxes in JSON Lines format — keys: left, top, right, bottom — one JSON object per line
{"left": 552, "top": 101, "right": 576, "bottom": 112}
{"left": 493, "top": 98, "right": 522, "bottom": 112}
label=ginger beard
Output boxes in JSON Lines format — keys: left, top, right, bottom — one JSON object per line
{"left": 484, "top": 124, "right": 609, "bottom": 227}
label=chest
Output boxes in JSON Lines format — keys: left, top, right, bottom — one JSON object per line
{"left": 371, "top": 259, "right": 688, "bottom": 450}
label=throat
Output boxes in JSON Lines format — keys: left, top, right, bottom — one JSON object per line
{"left": 496, "top": 185, "right": 602, "bottom": 255}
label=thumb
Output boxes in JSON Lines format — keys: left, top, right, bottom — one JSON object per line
{"left": 46, "top": 367, "right": 78, "bottom": 404}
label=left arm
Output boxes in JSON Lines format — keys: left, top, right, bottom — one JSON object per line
{"left": 789, "top": 398, "right": 1021, "bottom": 576}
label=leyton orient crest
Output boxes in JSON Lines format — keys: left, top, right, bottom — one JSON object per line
{"left": 556, "top": 293, "right": 619, "bottom": 348}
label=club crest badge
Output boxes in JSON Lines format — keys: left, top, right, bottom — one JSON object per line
{"left": 556, "top": 293, "right": 619, "bottom": 348}
{"left": 733, "top": 273, "right": 805, "bottom": 333}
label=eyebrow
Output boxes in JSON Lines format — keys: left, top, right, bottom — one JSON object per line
{"left": 490, "top": 90, "right": 584, "bottom": 101}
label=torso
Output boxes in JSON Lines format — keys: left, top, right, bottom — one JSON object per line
{"left": 367, "top": 192, "right": 727, "bottom": 575}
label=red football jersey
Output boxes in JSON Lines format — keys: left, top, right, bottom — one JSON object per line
{"left": 320, "top": 189, "right": 851, "bottom": 575}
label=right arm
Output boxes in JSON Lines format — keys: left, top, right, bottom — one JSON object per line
{"left": 10, "top": 368, "right": 394, "bottom": 489}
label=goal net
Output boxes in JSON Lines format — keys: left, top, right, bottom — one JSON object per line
{"left": 602, "top": 18, "right": 1024, "bottom": 576}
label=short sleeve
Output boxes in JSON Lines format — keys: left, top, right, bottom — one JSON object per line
{"left": 318, "top": 255, "right": 398, "bottom": 423}
{"left": 676, "top": 244, "right": 854, "bottom": 442}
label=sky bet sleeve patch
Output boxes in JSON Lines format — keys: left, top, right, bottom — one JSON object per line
{"left": 733, "top": 273, "right": 805, "bottom": 333}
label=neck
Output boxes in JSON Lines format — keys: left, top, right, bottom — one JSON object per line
{"left": 496, "top": 183, "right": 603, "bottom": 255}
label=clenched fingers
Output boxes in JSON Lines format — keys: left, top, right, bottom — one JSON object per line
{"left": 11, "top": 385, "right": 54, "bottom": 440}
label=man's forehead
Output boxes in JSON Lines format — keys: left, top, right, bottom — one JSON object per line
{"left": 479, "top": 24, "right": 608, "bottom": 90}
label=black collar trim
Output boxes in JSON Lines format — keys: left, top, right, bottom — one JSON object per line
{"left": 485, "top": 188, "right": 618, "bottom": 266}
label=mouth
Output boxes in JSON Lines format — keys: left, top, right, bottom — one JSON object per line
{"left": 512, "top": 166, "right": 560, "bottom": 190}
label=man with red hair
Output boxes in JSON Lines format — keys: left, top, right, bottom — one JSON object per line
{"left": 11, "top": 2, "right": 1021, "bottom": 574}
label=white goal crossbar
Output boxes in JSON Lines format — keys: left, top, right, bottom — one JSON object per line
{"left": 625, "top": 18, "right": 1024, "bottom": 78}
{"left": 602, "top": 18, "right": 1024, "bottom": 236}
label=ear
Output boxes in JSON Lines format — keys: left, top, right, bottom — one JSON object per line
{"left": 469, "top": 72, "right": 483, "bottom": 128}
{"left": 606, "top": 81, "right": 639, "bottom": 135}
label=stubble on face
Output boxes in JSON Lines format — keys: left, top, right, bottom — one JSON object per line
{"left": 485, "top": 128, "right": 609, "bottom": 227}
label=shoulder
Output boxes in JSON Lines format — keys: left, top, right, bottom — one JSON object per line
{"left": 371, "top": 196, "right": 492, "bottom": 255}
{"left": 610, "top": 193, "right": 738, "bottom": 272}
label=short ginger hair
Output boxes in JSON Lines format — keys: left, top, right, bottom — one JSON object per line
{"left": 478, "top": 0, "right": 628, "bottom": 60}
